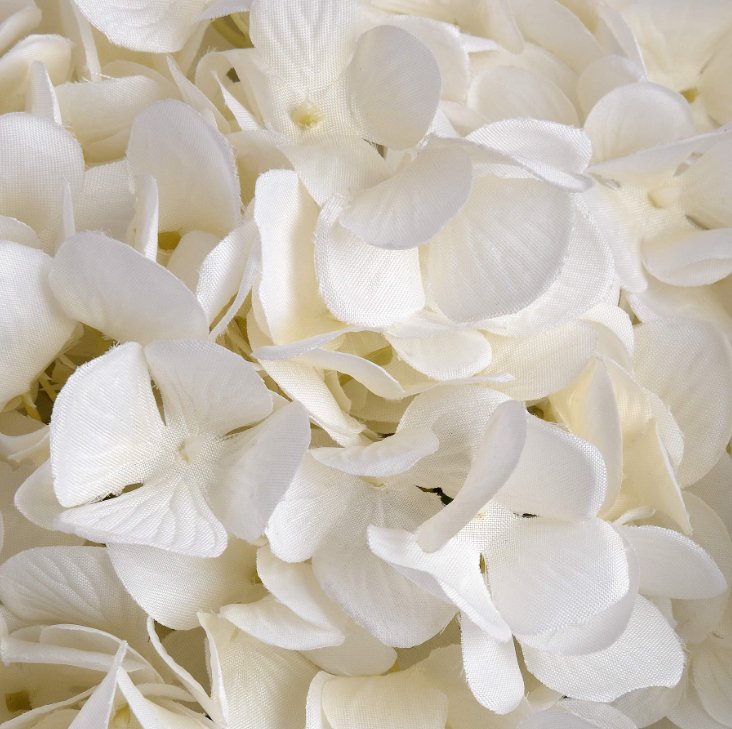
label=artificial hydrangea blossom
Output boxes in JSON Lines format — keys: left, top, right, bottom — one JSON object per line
{"left": 1, "top": 0, "right": 732, "bottom": 727}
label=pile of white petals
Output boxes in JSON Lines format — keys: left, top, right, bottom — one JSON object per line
{"left": 1, "top": 0, "right": 732, "bottom": 727}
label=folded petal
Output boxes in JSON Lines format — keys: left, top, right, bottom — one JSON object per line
{"left": 522, "top": 596, "right": 684, "bottom": 701}
{"left": 417, "top": 400, "right": 526, "bottom": 552}
{"left": 633, "top": 318, "right": 732, "bottom": 485}
{"left": 0, "top": 112, "right": 83, "bottom": 246}
{"left": 348, "top": 25, "right": 441, "bottom": 149}
{"left": 210, "top": 401, "right": 311, "bottom": 543}
{"left": 315, "top": 198, "right": 425, "bottom": 327}
{"left": 460, "top": 616, "right": 524, "bottom": 715}
{"left": 339, "top": 144, "right": 472, "bottom": 249}
{"left": 50, "top": 232, "right": 209, "bottom": 344}
{"left": 50, "top": 342, "right": 167, "bottom": 507}
{"left": 144, "top": 339, "right": 272, "bottom": 436}
{"left": 311, "top": 428, "right": 438, "bottom": 478}
{"left": 127, "top": 100, "right": 240, "bottom": 236}
{"left": 0, "top": 243, "right": 76, "bottom": 409}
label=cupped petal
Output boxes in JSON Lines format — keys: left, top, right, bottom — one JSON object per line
{"left": 315, "top": 198, "right": 425, "bottom": 327}
{"left": 144, "top": 339, "right": 272, "bottom": 436}
{"left": 0, "top": 112, "right": 83, "bottom": 246}
{"left": 348, "top": 25, "right": 441, "bottom": 149}
{"left": 311, "top": 428, "right": 438, "bottom": 478}
{"left": 618, "top": 524, "right": 727, "bottom": 600}
{"left": 127, "top": 99, "right": 240, "bottom": 236}
{"left": 417, "top": 400, "right": 527, "bottom": 552}
{"left": 427, "top": 176, "right": 572, "bottom": 323}
{"left": 385, "top": 328, "right": 493, "bottom": 381}
{"left": 460, "top": 616, "right": 524, "bottom": 715}
{"left": 522, "top": 596, "right": 684, "bottom": 702}
{"left": 108, "top": 540, "right": 259, "bottom": 630}
{"left": 633, "top": 318, "right": 732, "bottom": 485}
{"left": 497, "top": 416, "right": 607, "bottom": 521}
{"left": 57, "top": 472, "right": 228, "bottom": 557}
{"left": 49, "top": 232, "right": 209, "bottom": 344}
{"left": 643, "top": 229, "right": 732, "bottom": 287}
{"left": 72, "top": 0, "right": 209, "bottom": 52}
{"left": 485, "top": 516, "right": 630, "bottom": 637}
{"left": 0, "top": 243, "right": 76, "bottom": 409}
{"left": 585, "top": 83, "right": 694, "bottom": 162}
{"left": 339, "top": 143, "right": 472, "bottom": 249}
{"left": 210, "top": 401, "right": 311, "bottom": 543}
{"left": 50, "top": 342, "right": 167, "bottom": 507}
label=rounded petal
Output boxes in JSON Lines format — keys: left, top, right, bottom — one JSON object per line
{"left": 315, "top": 198, "right": 425, "bottom": 327}
{"left": 427, "top": 177, "right": 572, "bottom": 323}
{"left": 348, "top": 25, "right": 441, "bottom": 149}
{"left": 339, "top": 144, "right": 472, "bottom": 249}
{"left": 50, "top": 342, "right": 167, "bottom": 507}
{"left": 522, "top": 596, "right": 684, "bottom": 701}
{"left": 50, "top": 232, "right": 209, "bottom": 344}
{"left": 127, "top": 100, "right": 240, "bottom": 236}
{"left": 72, "top": 0, "right": 210, "bottom": 52}
{"left": 0, "top": 112, "right": 83, "bottom": 245}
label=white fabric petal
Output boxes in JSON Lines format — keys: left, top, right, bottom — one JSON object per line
{"left": 311, "top": 428, "right": 439, "bottom": 478}
{"left": 467, "top": 119, "right": 591, "bottom": 192}
{"left": 144, "top": 339, "right": 272, "bottom": 436}
{"left": 210, "top": 401, "right": 311, "bottom": 542}
{"left": 470, "top": 66, "right": 578, "bottom": 127}
{"left": 222, "top": 595, "right": 344, "bottom": 651}
{"left": 248, "top": 0, "right": 356, "bottom": 91}
{"left": 57, "top": 472, "right": 228, "bottom": 557}
{"left": 644, "top": 229, "right": 732, "bottom": 287}
{"left": 485, "top": 516, "right": 630, "bottom": 637}
{"left": 681, "top": 138, "right": 732, "bottom": 229}
{"left": 385, "top": 328, "right": 493, "bottom": 381}
{"left": 585, "top": 83, "right": 695, "bottom": 162}
{"left": 321, "top": 670, "right": 449, "bottom": 729}
{"left": 0, "top": 112, "right": 83, "bottom": 246}
{"left": 68, "top": 644, "right": 125, "bottom": 729}
{"left": 367, "top": 525, "right": 509, "bottom": 640}
{"left": 127, "top": 99, "right": 240, "bottom": 236}
{"left": 519, "top": 700, "right": 637, "bottom": 729}
{"left": 619, "top": 524, "right": 727, "bottom": 600}
{"left": 255, "top": 169, "right": 336, "bottom": 344}
{"left": 460, "top": 616, "right": 524, "bottom": 715}
{"left": 72, "top": 0, "right": 209, "bottom": 52}
{"left": 50, "top": 232, "right": 209, "bottom": 344}
{"left": 200, "top": 612, "right": 319, "bottom": 729}
{"left": 692, "top": 642, "right": 732, "bottom": 726}
{"left": 427, "top": 176, "right": 572, "bottom": 322}
{"left": 634, "top": 318, "right": 732, "bottom": 485}
{"left": 339, "top": 144, "right": 472, "bottom": 249}
{"left": 50, "top": 342, "right": 167, "bottom": 507}
{"left": 0, "top": 546, "right": 146, "bottom": 643}
{"left": 497, "top": 417, "right": 607, "bottom": 521}
{"left": 348, "top": 25, "right": 441, "bottom": 149}
{"left": 108, "top": 540, "right": 259, "bottom": 630}
{"left": 417, "top": 400, "right": 527, "bottom": 552}
{"left": 522, "top": 596, "right": 685, "bottom": 701}
{"left": 0, "top": 242, "right": 76, "bottom": 409}
{"left": 315, "top": 198, "right": 425, "bottom": 327}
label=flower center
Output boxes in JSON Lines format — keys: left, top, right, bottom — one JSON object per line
{"left": 291, "top": 101, "right": 324, "bottom": 130}
{"left": 178, "top": 433, "right": 217, "bottom": 464}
